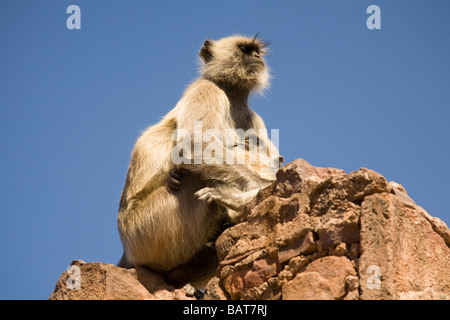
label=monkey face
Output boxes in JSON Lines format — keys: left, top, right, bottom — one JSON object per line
{"left": 199, "top": 35, "right": 271, "bottom": 92}
{"left": 238, "top": 43, "right": 265, "bottom": 71}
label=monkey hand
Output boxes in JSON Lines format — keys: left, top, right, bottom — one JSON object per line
{"left": 195, "top": 187, "right": 244, "bottom": 211}
{"left": 195, "top": 187, "right": 221, "bottom": 204}
{"left": 167, "top": 167, "right": 190, "bottom": 193}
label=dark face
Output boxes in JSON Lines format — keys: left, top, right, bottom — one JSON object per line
{"left": 238, "top": 42, "right": 265, "bottom": 70}
{"left": 199, "top": 35, "right": 271, "bottom": 90}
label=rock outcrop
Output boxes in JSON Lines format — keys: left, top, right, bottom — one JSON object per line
{"left": 50, "top": 159, "right": 450, "bottom": 300}
{"left": 49, "top": 259, "right": 196, "bottom": 300}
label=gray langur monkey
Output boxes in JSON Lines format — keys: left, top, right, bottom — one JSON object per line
{"left": 117, "top": 34, "right": 283, "bottom": 287}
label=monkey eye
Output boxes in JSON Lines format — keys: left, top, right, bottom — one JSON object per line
{"left": 239, "top": 44, "right": 259, "bottom": 55}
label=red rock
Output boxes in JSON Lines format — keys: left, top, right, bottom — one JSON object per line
{"left": 49, "top": 260, "right": 195, "bottom": 300}
{"left": 243, "top": 257, "right": 279, "bottom": 288}
{"left": 282, "top": 272, "right": 334, "bottom": 300}
{"left": 303, "top": 256, "right": 356, "bottom": 299}
{"left": 49, "top": 260, "right": 154, "bottom": 300}
{"left": 278, "top": 231, "right": 316, "bottom": 263}
{"left": 223, "top": 270, "right": 246, "bottom": 300}
{"left": 203, "top": 276, "right": 228, "bottom": 300}
{"left": 49, "top": 159, "right": 450, "bottom": 300}
{"left": 359, "top": 193, "right": 450, "bottom": 299}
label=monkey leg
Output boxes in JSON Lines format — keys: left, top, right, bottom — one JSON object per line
{"left": 119, "top": 186, "right": 217, "bottom": 272}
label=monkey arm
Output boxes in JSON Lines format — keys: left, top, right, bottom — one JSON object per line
{"left": 174, "top": 79, "right": 233, "bottom": 163}
{"left": 249, "top": 110, "right": 268, "bottom": 132}
{"left": 178, "top": 163, "right": 270, "bottom": 190}
{"left": 119, "top": 117, "right": 177, "bottom": 212}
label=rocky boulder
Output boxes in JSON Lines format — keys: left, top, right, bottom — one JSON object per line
{"left": 49, "top": 260, "right": 196, "bottom": 300}
{"left": 50, "top": 159, "right": 450, "bottom": 300}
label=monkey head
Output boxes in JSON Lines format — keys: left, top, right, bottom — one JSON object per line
{"left": 199, "top": 34, "right": 271, "bottom": 93}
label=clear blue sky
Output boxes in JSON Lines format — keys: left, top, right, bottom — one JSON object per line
{"left": 1, "top": 0, "right": 449, "bottom": 299}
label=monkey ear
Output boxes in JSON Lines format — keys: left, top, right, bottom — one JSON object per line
{"left": 199, "top": 40, "right": 213, "bottom": 64}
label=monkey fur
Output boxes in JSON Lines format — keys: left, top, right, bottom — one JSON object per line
{"left": 117, "top": 35, "right": 282, "bottom": 287}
